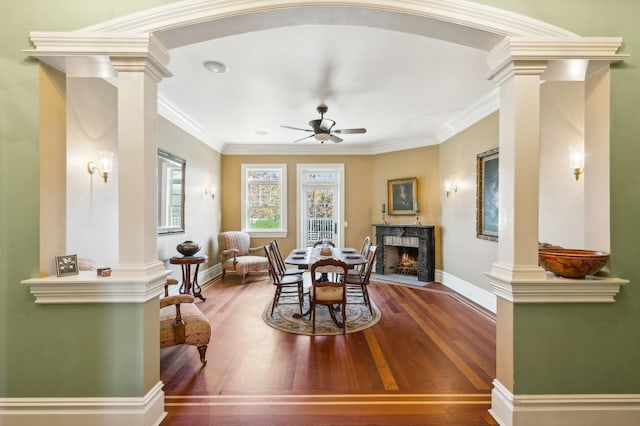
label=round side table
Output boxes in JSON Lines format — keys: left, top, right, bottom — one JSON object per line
{"left": 169, "top": 255, "right": 207, "bottom": 301}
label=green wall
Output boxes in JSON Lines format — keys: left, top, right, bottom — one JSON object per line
{"left": 2, "top": 0, "right": 640, "bottom": 400}
{"left": 0, "top": 0, "right": 178, "bottom": 398}
{"left": 475, "top": 0, "right": 640, "bottom": 394}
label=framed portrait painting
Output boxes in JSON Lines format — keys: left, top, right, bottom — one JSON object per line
{"left": 476, "top": 148, "right": 499, "bottom": 241}
{"left": 388, "top": 177, "right": 417, "bottom": 215}
{"left": 55, "top": 254, "right": 79, "bottom": 277}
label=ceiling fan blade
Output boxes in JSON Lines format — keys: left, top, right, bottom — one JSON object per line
{"left": 293, "top": 135, "right": 315, "bottom": 143}
{"left": 281, "top": 125, "right": 313, "bottom": 132}
{"left": 330, "top": 134, "right": 343, "bottom": 143}
{"left": 333, "top": 128, "right": 366, "bottom": 134}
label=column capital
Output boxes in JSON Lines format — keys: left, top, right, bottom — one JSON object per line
{"left": 25, "top": 31, "right": 172, "bottom": 81}
{"left": 110, "top": 56, "right": 171, "bottom": 82}
{"left": 486, "top": 37, "right": 626, "bottom": 85}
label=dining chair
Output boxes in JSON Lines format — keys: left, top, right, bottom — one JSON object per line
{"left": 271, "top": 240, "right": 303, "bottom": 275}
{"left": 352, "top": 235, "right": 372, "bottom": 274}
{"left": 345, "top": 244, "right": 378, "bottom": 315}
{"left": 264, "top": 243, "right": 305, "bottom": 315}
{"left": 310, "top": 258, "right": 349, "bottom": 334}
{"left": 359, "top": 236, "right": 371, "bottom": 256}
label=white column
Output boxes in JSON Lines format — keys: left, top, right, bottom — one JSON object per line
{"left": 490, "top": 60, "right": 548, "bottom": 283}
{"left": 110, "top": 37, "right": 172, "bottom": 276}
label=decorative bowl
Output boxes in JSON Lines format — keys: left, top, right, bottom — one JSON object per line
{"left": 176, "top": 240, "right": 201, "bottom": 257}
{"left": 538, "top": 248, "right": 609, "bottom": 279}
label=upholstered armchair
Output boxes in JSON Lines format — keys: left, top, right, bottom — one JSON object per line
{"left": 218, "top": 231, "right": 269, "bottom": 284}
{"left": 160, "top": 279, "right": 211, "bottom": 364}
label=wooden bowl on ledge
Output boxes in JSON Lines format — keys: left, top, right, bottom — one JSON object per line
{"left": 538, "top": 248, "right": 610, "bottom": 279}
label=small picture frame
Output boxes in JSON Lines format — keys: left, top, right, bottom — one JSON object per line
{"left": 476, "top": 148, "right": 499, "bottom": 241}
{"left": 55, "top": 254, "right": 79, "bottom": 277}
{"left": 388, "top": 177, "right": 417, "bottom": 215}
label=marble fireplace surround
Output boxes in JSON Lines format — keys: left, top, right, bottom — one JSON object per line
{"left": 374, "top": 224, "right": 435, "bottom": 282}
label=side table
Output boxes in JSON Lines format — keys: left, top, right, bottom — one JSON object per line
{"left": 169, "top": 255, "right": 207, "bottom": 301}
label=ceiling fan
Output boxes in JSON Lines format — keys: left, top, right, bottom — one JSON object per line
{"left": 281, "top": 105, "right": 366, "bottom": 143}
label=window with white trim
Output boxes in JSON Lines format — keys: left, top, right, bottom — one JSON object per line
{"left": 241, "top": 164, "right": 287, "bottom": 237}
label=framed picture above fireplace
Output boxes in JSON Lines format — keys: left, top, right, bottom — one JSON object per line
{"left": 476, "top": 148, "right": 499, "bottom": 241}
{"left": 388, "top": 177, "right": 417, "bottom": 215}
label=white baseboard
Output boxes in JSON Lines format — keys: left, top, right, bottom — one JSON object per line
{"left": 199, "top": 263, "right": 221, "bottom": 287}
{"left": 490, "top": 379, "right": 640, "bottom": 426}
{"left": 0, "top": 381, "right": 165, "bottom": 426}
{"left": 438, "top": 270, "right": 497, "bottom": 313}
{"left": 166, "top": 264, "right": 221, "bottom": 296}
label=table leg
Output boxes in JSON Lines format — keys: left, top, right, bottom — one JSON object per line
{"left": 191, "top": 264, "right": 206, "bottom": 301}
{"left": 179, "top": 265, "right": 189, "bottom": 294}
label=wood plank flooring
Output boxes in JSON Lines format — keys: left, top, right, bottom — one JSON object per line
{"left": 160, "top": 274, "right": 497, "bottom": 425}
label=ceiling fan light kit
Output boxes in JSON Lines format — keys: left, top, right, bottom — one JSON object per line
{"left": 281, "top": 104, "right": 366, "bottom": 144}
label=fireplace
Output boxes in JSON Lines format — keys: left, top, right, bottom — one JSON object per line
{"left": 374, "top": 225, "right": 435, "bottom": 282}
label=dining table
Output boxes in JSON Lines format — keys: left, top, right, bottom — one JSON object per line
{"left": 284, "top": 246, "right": 367, "bottom": 269}
{"left": 284, "top": 246, "right": 367, "bottom": 328}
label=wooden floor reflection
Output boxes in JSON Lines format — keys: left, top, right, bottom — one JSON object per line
{"left": 160, "top": 275, "right": 497, "bottom": 425}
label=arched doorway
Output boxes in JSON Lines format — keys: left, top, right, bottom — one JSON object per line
{"left": 25, "top": 1, "right": 625, "bottom": 425}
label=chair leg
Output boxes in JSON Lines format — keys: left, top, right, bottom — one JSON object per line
{"left": 341, "top": 302, "right": 346, "bottom": 334}
{"left": 362, "top": 285, "right": 373, "bottom": 315}
{"left": 312, "top": 304, "right": 316, "bottom": 334}
{"left": 271, "top": 286, "right": 281, "bottom": 315}
{"left": 197, "top": 345, "right": 208, "bottom": 365}
{"left": 297, "top": 283, "right": 304, "bottom": 315}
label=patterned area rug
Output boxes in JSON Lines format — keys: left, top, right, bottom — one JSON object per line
{"left": 263, "top": 296, "right": 381, "bottom": 336}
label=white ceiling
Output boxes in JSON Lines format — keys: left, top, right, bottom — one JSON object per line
{"left": 158, "top": 23, "right": 498, "bottom": 154}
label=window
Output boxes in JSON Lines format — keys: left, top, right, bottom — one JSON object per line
{"left": 241, "top": 164, "right": 287, "bottom": 237}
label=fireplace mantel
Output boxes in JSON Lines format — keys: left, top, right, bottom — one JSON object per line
{"left": 373, "top": 224, "right": 435, "bottom": 282}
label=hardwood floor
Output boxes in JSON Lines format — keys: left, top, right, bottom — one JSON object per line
{"left": 160, "top": 274, "right": 497, "bottom": 425}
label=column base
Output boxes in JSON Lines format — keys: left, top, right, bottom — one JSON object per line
{"left": 490, "top": 379, "right": 640, "bottom": 426}
{"left": 0, "top": 381, "right": 165, "bottom": 426}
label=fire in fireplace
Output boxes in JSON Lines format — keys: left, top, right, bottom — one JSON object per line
{"left": 383, "top": 245, "right": 419, "bottom": 277}
{"left": 397, "top": 248, "right": 419, "bottom": 275}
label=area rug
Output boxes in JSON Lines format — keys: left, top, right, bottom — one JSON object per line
{"left": 263, "top": 296, "right": 381, "bottom": 336}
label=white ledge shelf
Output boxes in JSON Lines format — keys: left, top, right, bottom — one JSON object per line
{"left": 488, "top": 273, "right": 629, "bottom": 303}
{"left": 21, "top": 271, "right": 167, "bottom": 304}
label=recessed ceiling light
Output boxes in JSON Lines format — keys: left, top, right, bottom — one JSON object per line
{"left": 203, "top": 60, "right": 227, "bottom": 73}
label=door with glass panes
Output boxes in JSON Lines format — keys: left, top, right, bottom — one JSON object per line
{"left": 297, "top": 165, "right": 344, "bottom": 247}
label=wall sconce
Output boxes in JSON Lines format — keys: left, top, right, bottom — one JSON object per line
{"left": 87, "top": 151, "right": 114, "bottom": 183}
{"left": 204, "top": 185, "right": 216, "bottom": 200}
{"left": 569, "top": 145, "right": 584, "bottom": 181}
{"left": 444, "top": 181, "right": 458, "bottom": 197}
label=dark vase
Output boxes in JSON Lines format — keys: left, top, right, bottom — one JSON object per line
{"left": 177, "top": 240, "right": 201, "bottom": 257}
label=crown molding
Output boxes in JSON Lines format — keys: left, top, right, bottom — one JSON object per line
{"left": 221, "top": 142, "right": 374, "bottom": 156}
{"left": 434, "top": 88, "right": 500, "bottom": 143}
{"left": 157, "top": 95, "right": 226, "bottom": 151}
